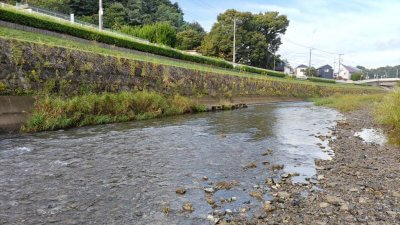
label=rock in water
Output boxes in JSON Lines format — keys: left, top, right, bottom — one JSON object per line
{"left": 175, "top": 187, "right": 186, "bottom": 195}
{"left": 182, "top": 202, "right": 194, "bottom": 212}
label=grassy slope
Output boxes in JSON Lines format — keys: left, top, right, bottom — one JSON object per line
{"left": 0, "top": 26, "right": 381, "bottom": 91}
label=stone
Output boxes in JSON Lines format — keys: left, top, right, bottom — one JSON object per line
{"left": 204, "top": 187, "right": 215, "bottom": 193}
{"left": 249, "top": 190, "right": 263, "bottom": 199}
{"left": 272, "top": 164, "right": 284, "bottom": 171}
{"left": 206, "top": 197, "right": 215, "bottom": 205}
{"left": 175, "top": 187, "right": 186, "bottom": 195}
{"left": 281, "top": 173, "right": 290, "bottom": 178}
{"left": 253, "top": 209, "right": 267, "bottom": 219}
{"left": 317, "top": 175, "right": 325, "bottom": 180}
{"left": 386, "top": 211, "right": 397, "bottom": 218}
{"left": 326, "top": 195, "right": 342, "bottom": 206}
{"left": 263, "top": 201, "right": 276, "bottom": 212}
{"left": 349, "top": 188, "right": 358, "bottom": 192}
{"left": 319, "top": 202, "right": 329, "bottom": 208}
{"left": 392, "top": 191, "right": 400, "bottom": 198}
{"left": 182, "top": 202, "right": 194, "bottom": 212}
{"left": 245, "top": 163, "right": 257, "bottom": 169}
{"left": 340, "top": 203, "right": 350, "bottom": 211}
{"left": 207, "top": 215, "right": 219, "bottom": 223}
{"left": 226, "top": 209, "right": 233, "bottom": 214}
{"left": 213, "top": 209, "right": 226, "bottom": 217}
{"left": 277, "top": 191, "right": 291, "bottom": 199}
{"left": 358, "top": 197, "right": 367, "bottom": 204}
{"left": 202, "top": 176, "right": 209, "bottom": 181}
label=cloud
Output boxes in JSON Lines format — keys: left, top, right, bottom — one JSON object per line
{"left": 175, "top": 0, "right": 400, "bottom": 68}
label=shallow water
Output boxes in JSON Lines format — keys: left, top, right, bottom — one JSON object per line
{"left": 354, "top": 128, "right": 387, "bottom": 146}
{"left": 0, "top": 102, "right": 340, "bottom": 225}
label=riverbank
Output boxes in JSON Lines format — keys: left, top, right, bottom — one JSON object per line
{"left": 223, "top": 106, "right": 400, "bottom": 224}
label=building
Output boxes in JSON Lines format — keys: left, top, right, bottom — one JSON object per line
{"left": 317, "top": 65, "right": 334, "bottom": 79}
{"left": 295, "top": 64, "right": 308, "bottom": 78}
{"left": 339, "top": 65, "right": 361, "bottom": 80}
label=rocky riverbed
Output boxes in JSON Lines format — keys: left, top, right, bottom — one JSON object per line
{"left": 211, "top": 108, "right": 400, "bottom": 224}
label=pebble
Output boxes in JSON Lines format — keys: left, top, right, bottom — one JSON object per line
{"left": 317, "top": 175, "right": 325, "bottom": 180}
{"left": 263, "top": 201, "right": 276, "bottom": 212}
{"left": 340, "top": 203, "right": 350, "bottom": 211}
{"left": 249, "top": 190, "right": 263, "bottom": 199}
{"left": 392, "top": 191, "right": 400, "bottom": 198}
{"left": 272, "top": 164, "right": 284, "bottom": 171}
{"left": 202, "top": 176, "right": 209, "bottom": 181}
{"left": 213, "top": 209, "right": 226, "bottom": 217}
{"left": 204, "top": 187, "right": 215, "bottom": 193}
{"left": 358, "top": 197, "right": 367, "bottom": 204}
{"left": 226, "top": 209, "right": 233, "bottom": 214}
{"left": 182, "top": 202, "right": 194, "bottom": 212}
{"left": 319, "top": 202, "right": 329, "bottom": 208}
{"left": 276, "top": 191, "right": 291, "bottom": 199}
{"left": 175, "top": 187, "right": 186, "bottom": 195}
{"left": 326, "top": 195, "right": 342, "bottom": 206}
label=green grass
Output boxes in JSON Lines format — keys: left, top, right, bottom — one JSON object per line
{"left": 22, "top": 91, "right": 207, "bottom": 132}
{"left": 0, "top": 26, "right": 382, "bottom": 91}
{"left": 308, "top": 77, "right": 336, "bottom": 84}
{"left": 313, "top": 93, "right": 385, "bottom": 112}
{"left": 376, "top": 89, "right": 400, "bottom": 145}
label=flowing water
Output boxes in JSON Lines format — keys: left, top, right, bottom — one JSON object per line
{"left": 0, "top": 102, "right": 340, "bottom": 225}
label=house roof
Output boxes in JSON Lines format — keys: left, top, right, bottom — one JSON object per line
{"left": 317, "top": 65, "right": 333, "bottom": 70}
{"left": 342, "top": 65, "right": 360, "bottom": 73}
{"left": 296, "top": 64, "right": 308, "bottom": 69}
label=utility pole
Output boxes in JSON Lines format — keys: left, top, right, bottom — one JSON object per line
{"left": 338, "top": 54, "right": 343, "bottom": 78}
{"left": 98, "top": 0, "right": 103, "bottom": 30}
{"left": 308, "top": 48, "right": 312, "bottom": 76}
{"left": 273, "top": 51, "right": 276, "bottom": 71}
{"left": 233, "top": 18, "right": 237, "bottom": 64}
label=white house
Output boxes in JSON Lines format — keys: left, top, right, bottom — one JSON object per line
{"left": 339, "top": 65, "right": 361, "bottom": 80}
{"left": 295, "top": 64, "right": 308, "bottom": 78}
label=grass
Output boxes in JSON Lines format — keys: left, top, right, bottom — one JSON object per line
{"left": 313, "top": 93, "right": 385, "bottom": 112}
{"left": 0, "top": 26, "right": 382, "bottom": 90}
{"left": 22, "top": 91, "right": 207, "bottom": 132}
{"left": 376, "top": 89, "right": 400, "bottom": 145}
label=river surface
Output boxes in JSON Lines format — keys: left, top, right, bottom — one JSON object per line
{"left": 0, "top": 102, "right": 340, "bottom": 225}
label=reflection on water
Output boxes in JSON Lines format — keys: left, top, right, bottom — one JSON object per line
{"left": 0, "top": 102, "right": 340, "bottom": 225}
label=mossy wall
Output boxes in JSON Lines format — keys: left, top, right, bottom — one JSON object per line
{"left": 0, "top": 38, "right": 379, "bottom": 97}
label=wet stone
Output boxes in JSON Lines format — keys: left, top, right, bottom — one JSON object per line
{"left": 182, "top": 202, "right": 194, "bottom": 212}
{"left": 175, "top": 187, "right": 186, "bottom": 195}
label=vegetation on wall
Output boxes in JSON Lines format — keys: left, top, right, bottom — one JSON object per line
{"left": 22, "top": 91, "right": 207, "bottom": 132}
{"left": 308, "top": 77, "right": 336, "bottom": 84}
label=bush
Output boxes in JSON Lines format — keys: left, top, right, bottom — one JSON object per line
{"left": 236, "top": 65, "right": 286, "bottom": 78}
{"left": 307, "top": 77, "right": 336, "bottom": 84}
{"left": 119, "top": 22, "right": 177, "bottom": 47}
{"left": 0, "top": 7, "right": 233, "bottom": 69}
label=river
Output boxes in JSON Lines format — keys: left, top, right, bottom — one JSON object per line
{"left": 0, "top": 102, "right": 340, "bottom": 225}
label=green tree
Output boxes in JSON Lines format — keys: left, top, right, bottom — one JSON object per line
{"left": 119, "top": 22, "right": 177, "bottom": 47}
{"left": 305, "top": 67, "right": 317, "bottom": 77}
{"left": 103, "top": 2, "right": 127, "bottom": 28}
{"left": 351, "top": 72, "right": 363, "bottom": 81}
{"left": 176, "top": 29, "right": 204, "bottom": 50}
{"left": 200, "top": 9, "right": 289, "bottom": 69}
{"left": 176, "top": 22, "right": 206, "bottom": 50}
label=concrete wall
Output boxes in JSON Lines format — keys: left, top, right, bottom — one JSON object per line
{"left": 0, "top": 96, "right": 34, "bottom": 133}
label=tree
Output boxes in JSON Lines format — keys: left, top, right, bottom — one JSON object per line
{"left": 176, "top": 22, "right": 206, "bottom": 50}
{"left": 200, "top": 9, "right": 289, "bottom": 69}
{"left": 103, "top": 2, "right": 127, "bottom": 29}
{"left": 305, "top": 67, "right": 317, "bottom": 77}
{"left": 176, "top": 29, "right": 204, "bottom": 50}
{"left": 69, "top": 0, "right": 97, "bottom": 16}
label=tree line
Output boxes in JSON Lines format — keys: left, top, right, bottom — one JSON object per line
{"left": 5, "top": 0, "right": 289, "bottom": 70}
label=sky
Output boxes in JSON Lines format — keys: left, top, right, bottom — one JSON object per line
{"left": 174, "top": 0, "right": 400, "bottom": 70}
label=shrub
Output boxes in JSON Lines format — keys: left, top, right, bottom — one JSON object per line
{"left": 0, "top": 81, "right": 7, "bottom": 93}
{"left": 119, "top": 22, "right": 177, "bottom": 47}
{"left": 307, "top": 77, "right": 336, "bottom": 84}
{"left": 0, "top": 7, "right": 233, "bottom": 69}
{"left": 236, "top": 65, "right": 285, "bottom": 78}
